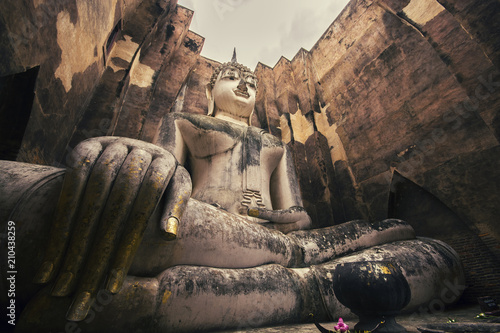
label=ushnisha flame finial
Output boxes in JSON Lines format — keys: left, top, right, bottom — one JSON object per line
{"left": 231, "top": 47, "right": 237, "bottom": 63}
{"left": 207, "top": 50, "right": 257, "bottom": 91}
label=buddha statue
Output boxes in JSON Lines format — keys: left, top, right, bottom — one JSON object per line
{"left": 0, "top": 54, "right": 464, "bottom": 332}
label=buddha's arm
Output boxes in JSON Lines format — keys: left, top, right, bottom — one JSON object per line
{"left": 155, "top": 113, "right": 189, "bottom": 165}
{"left": 249, "top": 145, "right": 312, "bottom": 233}
{"left": 270, "top": 145, "right": 303, "bottom": 209}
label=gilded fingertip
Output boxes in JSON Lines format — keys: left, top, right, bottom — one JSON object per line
{"left": 106, "top": 269, "right": 125, "bottom": 294}
{"left": 163, "top": 216, "right": 178, "bottom": 241}
{"left": 247, "top": 208, "right": 260, "bottom": 217}
{"left": 66, "top": 291, "right": 93, "bottom": 322}
{"left": 33, "top": 261, "right": 54, "bottom": 284}
{"left": 52, "top": 271, "right": 75, "bottom": 297}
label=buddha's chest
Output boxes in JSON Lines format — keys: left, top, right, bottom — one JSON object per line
{"left": 176, "top": 117, "right": 284, "bottom": 173}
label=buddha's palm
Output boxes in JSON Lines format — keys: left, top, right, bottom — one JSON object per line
{"left": 32, "top": 137, "right": 191, "bottom": 321}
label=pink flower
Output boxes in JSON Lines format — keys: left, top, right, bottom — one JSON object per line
{"left": 334, "top": 317, "right": 349, "bottom": 332}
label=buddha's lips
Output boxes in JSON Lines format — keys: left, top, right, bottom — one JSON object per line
{"left": 234, "top": 89, "right": 249, "bottom": 98}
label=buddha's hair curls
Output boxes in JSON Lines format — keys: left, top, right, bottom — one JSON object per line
{"left": 208, "top": 62, "right": 257, "bottom": 91}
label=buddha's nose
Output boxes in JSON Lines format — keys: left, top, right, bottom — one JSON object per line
{"left": 237, "top": 79, "right": 247, "bottom": 91}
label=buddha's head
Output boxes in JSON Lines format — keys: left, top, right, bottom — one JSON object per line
{"left": 206, "top": 52, "right": 257, "bottom": 125}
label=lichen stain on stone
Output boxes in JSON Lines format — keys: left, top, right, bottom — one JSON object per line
{"left": 162, "top": 290, "right": 172, "bottom": 303}
{"left": 184, "top": 37, "right": 199, "bottom": 53}
{"left": 19, "top": 145, "right": 47, "bottom": 166}
{"left": 166, "top": 24, "right": 175, "bottom": 40}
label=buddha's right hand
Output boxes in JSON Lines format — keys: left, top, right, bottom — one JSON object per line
{"left": 32, "top": 137, "right": 192, "bottom": 321}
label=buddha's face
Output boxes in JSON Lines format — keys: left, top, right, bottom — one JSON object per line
{"left": 211, "top": 66, "right": 257, "bottom": 118}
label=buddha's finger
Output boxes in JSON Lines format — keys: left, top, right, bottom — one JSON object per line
{"left": 106, "top": 155, "right": 176, "bottom": 294}
{"left": 248, "top": 206, "right": 309, "bottom": 224}
{"left": 50, "top": 142, "right": 129, "bottom": 296}
{"left": 160, "top": 165, "right": 192, "bottom": 240}
{"left": 33, "top": 140, "right": 103, "bottom": 284}
{"left": 66, "top": 148, "right": 152, "bottom": 321}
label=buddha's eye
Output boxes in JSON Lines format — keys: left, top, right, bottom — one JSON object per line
{"left": 245, "top": 76, "right": 257, "bottom": 88}
{"left": 222, "top": 68, "right": 239, "bottom": 80}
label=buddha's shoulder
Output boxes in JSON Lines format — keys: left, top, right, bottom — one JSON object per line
{"left": 167, "top": 112, "right": 243, "bottom": 138}
{"left": 246, "top": 126, "right": 283, "bottom": 148}
{"left": 261, "top": 130, "right": 283, "bottom": 148}
{"left": 164, "top": 113, "right": 284, "bottom": 147}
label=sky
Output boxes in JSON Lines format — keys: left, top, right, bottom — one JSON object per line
{"left": 177, "top": 0, "right": 350, "bottom": 70}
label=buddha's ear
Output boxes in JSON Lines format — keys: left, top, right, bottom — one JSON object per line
{"left": 206, "top": 83, "right": 215, "bottom": 116}
{"left": 248, "top": 108, "right": 255, "bottom": 126}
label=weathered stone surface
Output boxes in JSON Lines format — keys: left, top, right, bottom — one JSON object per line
{"left": 0, "top": 162, "right": 64, "bottom": 309}
{"left": 69, "top": 1, "right": 182, "bottom": 150}
{"left": 273, "top": 57, "right": 298, "bottom": 129}
{"left": 436, "top": 0, "right": 500, "bottom": 69}
{"left": 176, "top": 57, "right": 221, "bottom": 117}
{"left": 418, "top": 322, "right": 500, "bottom": 333}
{"left": 141, "top": 30, "right": 204, "bottom": 142}
{"left": 66, "top": 64, "right": 130, "bottom": 153}
{"left": 303, "top": 133, "right": 336, "bottom": 227}
{"left": 254, "top": 62, "right": 278, "bottom": 133}
{"left": 0, "top": 0, "right": 142, "bottom": 164}
{"left": 253, "top": 0, "right": 500, "bottom": 300}
{"left": 1, "top": 164, "right": 461, "bottom": 331}
{"left": 113, "top": 5, "right": 195, "bottom": 140}
{"left": 389, "top": 171, "right": 500, "bottom": 303}
{"left": 332, "top": 160, "right": 368, "bottom": 222}
{"left": 1, "top": 0, "right": 499, "bottom": 310}
{"left": 290, "top": 49, "right": 319, "bottom": 119}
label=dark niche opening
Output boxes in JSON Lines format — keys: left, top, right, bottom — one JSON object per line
{"left": 0, "top": 66, "right": 39, "bottom": 160}
{"left": 103, "top": 19, "right": 122, "bottom": 64}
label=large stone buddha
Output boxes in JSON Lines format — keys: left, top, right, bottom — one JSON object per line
{"left": 0, "top": 55, "right": 464, "bottom": 332}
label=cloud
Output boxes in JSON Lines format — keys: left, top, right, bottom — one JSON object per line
{"left": 178, "top": 0, "right": 349, "bottom": 69}
{"left": 257, "top": 44, "right": 282, "bottom": 67}
{"left": 179, "top": 0, "right": 194, "bottom": 9}
{"left": 281, "top": 8, "right": 320, "bottom": 53}
{"left": 269, "top": 3, "right": 345, "bottom": 64}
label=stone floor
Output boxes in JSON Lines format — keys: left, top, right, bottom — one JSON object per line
{"left": 217, "top": 304, "right": 499, "bottom": 332}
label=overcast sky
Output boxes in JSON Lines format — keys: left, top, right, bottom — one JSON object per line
{"left": 177, "top": 0, "right": 350, "bottom": 70}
